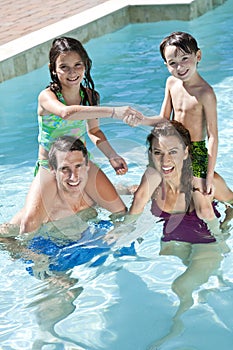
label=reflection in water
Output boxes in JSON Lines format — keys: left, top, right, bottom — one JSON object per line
{"left": 0, "top": 212, "right": 136, "bottom": 349}
{"left": 148, "top": 235, "right": 231, "bottom": 349}
{"left": 0, "top": 236, "right": 83, "bottom": 348}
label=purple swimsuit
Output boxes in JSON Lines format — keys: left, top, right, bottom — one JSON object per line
{"left": 151, "top": 200, "right": 219, "bottom": 244}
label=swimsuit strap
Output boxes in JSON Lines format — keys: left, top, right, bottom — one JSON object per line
{"left": 56, "top": 89, "right": 85, "bottom": 106}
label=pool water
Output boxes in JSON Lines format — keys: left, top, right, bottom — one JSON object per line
{"left": 1, "top": 0, "right": 233, "bottom": 349}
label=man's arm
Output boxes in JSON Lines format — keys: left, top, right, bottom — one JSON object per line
{"left": 17, "top": 169, "right": 57, "bottom": 233}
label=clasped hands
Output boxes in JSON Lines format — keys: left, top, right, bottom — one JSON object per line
{"left": 114, "top": 106, "right": 144, "bottom": 127}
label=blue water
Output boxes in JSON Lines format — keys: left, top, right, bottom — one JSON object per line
{"left": 1, "top": 0, "right": 233, "bottom": 349}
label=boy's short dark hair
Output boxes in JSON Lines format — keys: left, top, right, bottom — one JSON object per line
{"left": 160, "top": 31, "right": 200, "bottom": 61}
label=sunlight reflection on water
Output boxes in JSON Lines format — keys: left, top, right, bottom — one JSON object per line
{"left": 0, "top": 0, "right": 233, "bottom": 349}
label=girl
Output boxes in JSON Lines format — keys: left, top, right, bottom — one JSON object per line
{"left": 14, "top": 37, "right": 142, "bottom": 233}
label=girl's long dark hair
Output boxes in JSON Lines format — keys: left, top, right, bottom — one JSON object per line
{"left": 147, "top": 120, "right": 193, "bottom": 212}
{"left": 48, "top": 37, "right": 99, "bottom": 105}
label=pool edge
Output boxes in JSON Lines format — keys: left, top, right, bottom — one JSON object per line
{"left": 0, "top": 0, "right": 226, "bottom": 83}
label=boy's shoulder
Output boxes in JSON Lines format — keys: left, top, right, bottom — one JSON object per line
{"left": 198, "top": 76, "right": 215, "bottom": 98}
{"left": 166, "top": 75, "right": 180, "bottom": 87}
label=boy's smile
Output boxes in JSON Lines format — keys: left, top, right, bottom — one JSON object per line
{"left": 164, "top": 45, "right": 201, "bottom": 82}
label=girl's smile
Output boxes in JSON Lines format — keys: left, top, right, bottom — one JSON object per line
{"left": 55, "top": 51, "right": 85, "bottom": 87}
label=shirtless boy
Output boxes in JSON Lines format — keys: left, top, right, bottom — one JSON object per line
{"left": 141, "top": 31, "right": 233, "bottom": 232}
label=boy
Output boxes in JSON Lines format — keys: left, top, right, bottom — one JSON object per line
{"left": 141, "top": 31, "right": 233, "bottom": 233}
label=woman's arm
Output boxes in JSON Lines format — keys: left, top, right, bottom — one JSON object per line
{"left": 130, "top": 167, "right": 162, "bottom": 214}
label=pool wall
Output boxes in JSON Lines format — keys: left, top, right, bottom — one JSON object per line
{"left": 0, "top": 0, "right": 226, "bottom": 83}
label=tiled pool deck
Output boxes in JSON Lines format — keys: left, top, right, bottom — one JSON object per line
{"left": 0, "top": 0, "right": 226, "bottom": 82}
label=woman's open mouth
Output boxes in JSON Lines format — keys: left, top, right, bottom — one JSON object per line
{"left": 162, "top": 166, "right": 174, "bottom": 174}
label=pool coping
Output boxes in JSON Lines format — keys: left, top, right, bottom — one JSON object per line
{"left": 0, "top": 0, "right": 226, "bottom": 82}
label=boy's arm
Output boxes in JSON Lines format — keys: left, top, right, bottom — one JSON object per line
{"left": 125, "top": 78, "right": 172, "bottom": 127}
{"left": 130, "top": 167, "right": 162, "bottom": 214}
{"left": 159, "top": 77, "right": 173, "bottom": 118}
{"left": 203, "top": 88, "right": 218, "bottom": 194}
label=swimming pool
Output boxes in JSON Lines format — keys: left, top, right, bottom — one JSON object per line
{"left": 1, "top": 0, "right": 233, "bottom": 349}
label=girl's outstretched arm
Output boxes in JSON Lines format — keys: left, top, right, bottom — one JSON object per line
{"left": 38, "top": 89, "right": 144, "bottom": 121}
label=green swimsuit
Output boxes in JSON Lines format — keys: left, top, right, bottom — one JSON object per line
{"left": 35, "top": 89, "right": 92, "bottom": 175}
{"left": 190, "top": 140, "right": 208, "bottom": 178}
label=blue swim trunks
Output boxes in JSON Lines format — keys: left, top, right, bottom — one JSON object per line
{"left": 25, "top": 220, "right": 136, "bottom": 274}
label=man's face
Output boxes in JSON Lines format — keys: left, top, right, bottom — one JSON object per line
{"left": 54, "top": 150, "right": 89, "bottom": 195}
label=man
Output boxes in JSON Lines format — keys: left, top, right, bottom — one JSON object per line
{"left": 0, "top": 136, "right": 127, "bottom": 236}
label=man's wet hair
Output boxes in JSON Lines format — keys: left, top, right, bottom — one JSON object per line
{"left": 49, "top": 136, "right": 88, "bottom": 170}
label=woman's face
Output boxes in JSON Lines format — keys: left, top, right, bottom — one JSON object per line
{"left": 151, "top": 135, "right": 188, "bottom": 181}
{"left": 55, "top": 51, "right": 85, "bottom": 88}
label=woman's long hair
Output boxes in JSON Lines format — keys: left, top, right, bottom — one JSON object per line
{"left": 147, "top": 120, "right": 193, "bottom": 211}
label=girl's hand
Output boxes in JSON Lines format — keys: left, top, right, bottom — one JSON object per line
{"left": 114, "top": 107, "right": 144, "bottom": 125}
{"left": 123, "top": 114, "right": 143, "bottom": 127}
{"left": 109, "top": 156, "right": 128, "bottom": 175}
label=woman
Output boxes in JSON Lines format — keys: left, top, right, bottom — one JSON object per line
{"left": 130, "top": 120, "right": 225, "bottom": 242}
{"left": 129, "top": 120, "right": 229, "bottom": 348}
